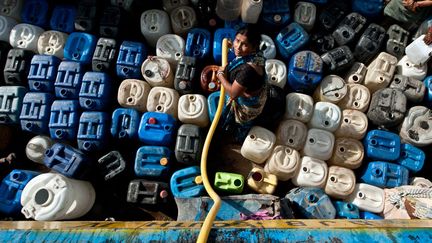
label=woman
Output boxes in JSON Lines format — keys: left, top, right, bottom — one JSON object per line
{"left": 384, "top": 0, "right": 432, "bottom": 30}
{"left": 216, "top": 26, "right": 267, "bottom": 142}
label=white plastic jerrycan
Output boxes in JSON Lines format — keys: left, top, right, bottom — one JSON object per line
{"left": 118, "top": 79, "right": 151, "bottom": 112}
{"left": 345, "top": 183, "right": 385, "bottom": 214}
{"left": 141, "top": 56, "right": 174, "bottom": 88}
{"left": 140, "top": 9, "right": 172, "bottom": 48}
{"left": 275, "top": 119, "right": 308, "bottom": 151}
{"left": 260, "top": 34, "right": 277, "bottom": 59}
{"left": 334, "top": 109, "right": 368, "bottom": 140}
{"left": 405, "top": 34, "right": 432, "bottom": 66}
{"left": 410, "top": 177, "right": 432, "bottom": 188}
{"left": 26, "top": 135, "right": 54, "bottom": 164}
{"left": 302, "top": 128, "right": 335, "bottom": 161}
{"left": 156, "top": 34, "right": 185, "bottom": 67}
{"left": 9, "top": 23, "right": 44, "bottom": 52}
{"left": 216, "top": 0, "right": 242, "bottom": 21}
{"left": 308, "top": 101, "right": 342, "bottom": 132}
{"left": 284, "top": 92, "right": 314, "bottom": 123}
{"left": 0, "top": 15, "right": 17, "bottom": 42}
{"left": 325, "top": 166, "right": 356, "bottom": 199}
{"left": 396, "top": 55, "right": 428, "bottom": 80}
{"left": 265, "top": 59, "right": 287, "bottom": 89}
{"left": 178, "top": 94, "right": 209, "bottom": 127}
{"left": 147, "top": 86, "right": 180, "bottom": 119}
{"left": 313, "top": 75, "right": 347, "bottom": 104}
{"left": 328, "top": 137, "right": 364, "bottom": 169}
{"left": 241, "top": 0, "right": 263, "bottom": 24}
{"left": 247, "top": 167, "right": 278, "bottom": 194}
{"left": 337, "top": 83, "right": 371, "bottom": 112}
{"left": 292, "top": 156, "right": 328, "bottom": 188}
{"left": 264, "top": 145, "right": 300, "bottom": 181}
{"left": 37, "top": 30, "right": 68, "bottom": 59}
{"left": 170, "top": 6, "right": 197, "bottom": 37}
{"left": 241, "top": 126, "right": 276, "bottom": 164}
{"left": 21, "top": 172, "right": 96, "bottom": 221}
{"left": 364, "top": 52, "right": 398, "bottom": 94}
{"left": 345, "top": 62, "right": 367, "bottom": 84}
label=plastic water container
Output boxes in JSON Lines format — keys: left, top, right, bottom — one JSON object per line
{"left": 247, "top": 167, "right": 278, "bottom": 194}
{"left": 174, "top": 56, "right": 196, "bottom": 94}
{"left": 64, "top": 32, "right": 97, "bottom": 65}
{"left": 55, "top": 61, "right": 84, "bottom": 99}
{"left": 48, "top": 100, "right": 80, "bottom": 141}
{"left": 200, "top": 65, "right": 221, "bottom": 94}
{"left": 0, "top": 0, "right": 23, "bottom": 20}
{"left": 318, "top": 1, "right": 349, "bottom": 32}
{"left": 284, "top": 92, "right": 314, "bottom": 122}
{"left": 265, "top": 59, "right": 287, "bottom": 89}
{"left": 333, "top": 201, "right": 359, "bottom": 219}
{"left": 20, "top": 172, "right": 95, "bottom": 221}
{"left": 337, "top": 84, "right": 371, "bottom": 113}
{"left": 156, "top": 34, "right": 185, "bottom": 67}
{"left": 92, "top": 38, "right": 117, "bottom": 73}
{"left": 99, "top": 152, "right": 126, "bottom": 181}
{"left": 321, "top": 46, "right": 355, "bottom": 72}
{"left": 26, "top": 135, "right": 53, "bottom": 164}
{"left": 285, "top": 187, "right": 336, "bottom": 219}
{"left": 302, "top": 128, "right": 335, "bottom": 161}
{"left": 170, "top": 166, "right": 205, "bottom": 198}
{"left": 111, "top": 108, "right": 140, "bottom": 140}
{"left": 364, "top": 129, "right": 401, "bottom": 161}
{"left": 309, "top": 102, "right": 341, "bottom": 132}
{"left": 77, "top": 111, "right": 109, "bottom": 152}
{"left": 261, "top": 0, "right": 290, "bottom": 29}
{"left": 255, "top": 36, "right": 275, "bottom": 61}
{"left": 328, "top": 138, "right": 364, "bottom": 169}
{"left": 146, "top": 86, "right": 180, "bottom": 119}
{"left": 141, "top": 56, "right": 174, "bottom": 88}
{"left": 74, "top": 0, "right": 98, "bottom": 33}
{"left": 310, "top": 32, "right": 335, "bottom": 54}
{"left": 20, "top": 0, "right": 48, "bottom": 27}
{"left": 28, "top": 55, "right": 61, "bottom": 92}
{"left": 98, "top": 5, "right": 124, "bottom": 38}
{"left": 288, "top": 50, "right": 323, "bottom": 92}
{"left": 313, "top": 75, "right": 347, "bottom": 103}
{"left": 135, "top": 146, "right": 171, "bottom": 178}
{"left": 207, "top": 91, "right": 227, "bottom": 122}
{"left": 332, "top": 13, "right": 367, "bottom": 46}
{"left": 276, "top": 23, "right": 309, "bottom": 61}
{"left": 37, "top": 31, "right": 68, "bottom": 59}
{"left": 399, "top": 106, "right": 432, "bottom": 147}
{"left": 0, "top": 15, "right": 17, "bottom": 42}
{"left": 386, "top": 24, "right": 409, "bottom": 59}
{"left": 292, "top": 156, "right": 328, "bottom": 188}
{"left": 20, "top": 92, "right": 54, "bottom": 134}
{"left": 352, "top": 0, "right": 383, "bottom": 18}
{"left": 344, "top": 62, "right": 367, "bottom": 84}
{"left": 79, "top": 71, "right": 111, "bottom": 111}
{"left": 364, "top": 52, "right": 397, "bottom": 94}
{"left": 390, "top": 74, "right": 425, "bottom": 103}
{"left": 360, "top": 211, "right": 383, "bottom": 220}
{"left": 367, "top": 88, "right": 406, "bottom": 127}
{"left": 241, "top": 126, "right": 276, "bottom": 164}
{"left": 215, "top": 0, "right": 242, "bottom": 21}
{"left": 294, "top": 1, "right": 316, "bottom": 32}
{"left": 396, "top": 143, "right": 425, "bottom": 173}
{"left": 275, "top": 119, "right": 307, "bottom": 151}
{"left": 138, "top": 111, "right": 176, "bottom": 146}
{"left": 3, "top": 49, "right": 34, "bottom": 86}
{"left": 353, "top": 23, "right": 386, "bottom": 64}
{"left": 175, "top": 124, "right": 203, "bottom": 164}
{"left": 117, "top": 79, "right": 151, "bottom": 112}
{"left": 0, "top": 169, "right": 39, "bottom": 215}
{"left": 396, "top": 55, "right": 428, "bottom": 81}
{"left": 185, "top": 28, "right": 211, "bottom": 59}
{"left": 178, "top": 94, "right": 209, "bottom": 127}
{"left": 116, "top": 41, "right": 147, "bottom": 79}
{"left": 44, "top": 143, "right": 91, "bottom": 179}
{"left": 49, "top": 5, "right": 76, "bottom": 33}
{"left": 425, "top": 75, "right": 432, "bottom": 107}
{"left": 140, "top": 9, "right": 171, "bottom": 48}
{"left": 213, "top": 27, "right": 236, "bottom": 64}
{"left": 405, "top": 34, "right": 432, "bottom": 66}
{"left": 334, "top": 109, "right": 368, "bottom": 140}
{"left": 345, "top": 183, "right": 384, "bottom": 213}
{"left": 170, "top": 6, "right": 197, "bottom": 37}
{"left": 9, "top": 23, "right": 44, "bottom": 52}
{"left": 264, "top": 145, "right": 300, "bottom": 181}
{"left": 410, "top": 177, "right": 432, "bottom": 188}
{"left": 127, "top": 180, "right": 169, "bottom": 205}
{"left": 241, "top": 0, "right": 262, "bottom": 24}
{"left": 213, "top": 172, "right": 245, "bottom": 195}
{"left": 325, "top": 166, "right": 356, "bottom": 199}
{"left": 0, "top": 86, "right": 26, "bottom": 125}
{"left": 361, "top": 161, "right": 409, "bottom": 188}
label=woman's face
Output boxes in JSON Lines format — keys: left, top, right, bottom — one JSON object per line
{"left": 233, "top": 33, "right": 255, "bottom": 57}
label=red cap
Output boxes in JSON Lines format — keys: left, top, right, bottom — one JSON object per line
{"left": 148, "top": 117, "right": 157, "bottom": 124}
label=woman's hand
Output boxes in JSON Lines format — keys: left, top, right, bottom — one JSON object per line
{"left": 424, "top": 27, "right": 432, "bottom": 45}
{"left": 403, "top": 0, "right": 418, "bottom": 12}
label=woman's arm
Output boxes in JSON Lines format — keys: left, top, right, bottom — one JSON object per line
{"left": 216, "top": 69, "right": 246, "bottom": 99}
{"left": 417, "top": 0, "right": 432, "bottom": 7}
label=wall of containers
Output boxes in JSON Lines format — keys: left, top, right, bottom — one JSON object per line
{"left": 0, "top": 0, "right": 431, "bottom": 221}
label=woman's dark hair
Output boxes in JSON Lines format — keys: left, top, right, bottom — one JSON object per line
{"left": 236, "top": 25, "right": 262, "bottom": 49}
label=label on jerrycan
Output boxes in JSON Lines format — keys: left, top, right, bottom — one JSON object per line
{"left": 117, "top": 79, "right": 151, "bottom": 112}
{"left": 345, "top": 183, "right": 385, "bottom": 214}
{"left": 399, "top": 106, "right": 432, "bottom": 147}
{"left": 334, "top": 109, "right": 368, "bottom": 140}
{"left": 325, "top": 166, "right": 356, "bottom": 199}
{"left": 302, "top": 128, "right": 335, "bottom": 161}
{"left": 111, "top": 108, "right": 140, "bottom": 140}
{"left": 276, "top": 119, "right": 308, "bottom": 151}
{"left": 140, "top": 9, "right": 171, "bottom": 48}
{"left": 264, "top": 145, "right": 300, "bottom": 181}
{"left": 20, "top": 92, "right": 54, "bottom": 134}
{"left": 328, "top": 137, "right": 364, "bottom": 169}
{"left": 292, "top": 156, "right": 328, "bottom": 188}
{"left": 241, "top": 126, "right": 276, "bottom": 164}
{"left": 37, "top": 31, "right": 68, "bottom": 59}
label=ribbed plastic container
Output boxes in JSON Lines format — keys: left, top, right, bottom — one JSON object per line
{"left": 396, "top": 55, "right": 428, "bottom": 81}
{"left": 116, "top": 41, "right": 147, "bottom": 79}
{"left": 328, "top": 138, "right": 364, "bottom": 169}
{"left": 28, "top": 55, "right": 61, "bottom": 92}
{"left": 79, "top": 72, "right": 112, "bottom": 111}
{"left": 135, "top": 145, "right": 171, "bottom": 178}
{"left": 48, "top": 100, "right": 80, "bottom": 141}
{"left": 44, "top": 143, "right": 91, "bottom": 179}
{"left": 92, "top": 37, "right": 117, "bottom": 73}
{"left": 64, "top": 32, "right": 97, "bottom": 65}
{"left": 334, "top": 109, "right": 368, "bottom": 140}
{"left": 20, "top": 92, "right": 54, "bottom": 134}
{"left": 170, "top": 166, "right": 204, "bottom": 198}
{"left": 175, "top": 124, "right": 203, "bottom": 164}
{"left": 337, "top": 83, "right": 371, "bottom": 112}
{"left": 308, "top": 102, "right": 342, "bottom": 132}
{"left": 170, "top": 6, "right": 197, "bottom": 37}
{"left": 364, "top": 52, "right": 397, "bottom": 94}
{"left": 284, "top": 92, "right": 314, "bottom": 123}
{"left": 54, "top": 61, "right": 84, "bottom": 99}
{"left": 138, "top": 111, "right": 176, "bottom": 146}
{"left": 275, "top": 119, "right": 307, "bottom": 151}
{"left": 77, "top": 111, "right": 110, "bottom": 152}
{"left": 0, "top": 86, "right": 27, "bottom": 125}
{"left": 313, "top": 75, "right": 347, "bottom": 103}
{"left": 294, "top": 1, "right": 316, "bottom": 32}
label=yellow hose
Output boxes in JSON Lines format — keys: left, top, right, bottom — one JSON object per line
{"left": 197, "top": 38, "right": 229, "bottom": 243}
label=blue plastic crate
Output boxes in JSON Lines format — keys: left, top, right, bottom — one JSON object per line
{"left": 170, "top": 166, "right": 205, "bottom": 198}
{"left": 276, "top": 22, "right": 309, "bottom": 61}
{"left": 50, "top": 5, "right": 76, "bottom": 33}
{"left": 0, "top": 169, "right": 40, "bottom": 215}
{"left": 285, "top": 187, "right": 336, "bottom": 219}
{"left": 424, "top": 75, "right": 432, "bottom": 107}
{"left": 77, "top": 111, "right": 109, "bottom": 152}
{"left": 396, "top": 143, "right": 425, "bottom": 173}
{"left": 64, "top": 32, "right": 97, "bottom": 64}
{"left": 79, "top": 72, "right": 111, "bottom": 111}
{"left": 28, "top": 55, "right": 61, "bottom": 92}
{"left": 361, "top": 161, "right": 409, "bottom": 188}
{"left": 213, "top": 28, "right": 236, "bottom": 64}
{"left": 116, "top": 41, "right": 147, "bottom": 79}
{"left": 261, "top": 0, "right": 290, "bottom": 29}
{"left": 175, "top": 124, "right": 203, "bottom": 164}
{"left": 134, "top": 146, "right": 171, "bottom": 178}
{"left": 20, "top": 92, "right": 54, "bottom": 134}
{"left": 185, "top": 28, "right": 211, "bottom": 59}
{"left": 333, "top": 201, "right": 360, "bottom": 219}
{"left": 0, "top": 86, "right": 27, "bottom": 125}
{"left": 20, "top": 0, "right": 49, "bottom": 27}
{"left": 364, "top": 129, "right": 401, "bottom": 161}
{"left": 44, "top": 143, "right": 91, "bottom": 179}
{"left": 55, "top": 61, "right": 84, "bottom": 99}
{"left": 138, "top": 112, "right": 176, "bottom": 146}
{"left": 359, "top": 211, "right": 383, "bottom": 219}
{"left": 287, "top": 50, "right": 323, "bottom": 92}
{"left": 111, "top": 108, "right": 140, "bottom": 140}
{"left": 352, "top": 0, "right": 383, "bottom": 19}
{"left": 49, "top": 100, "right": 80, "bottom": 141}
